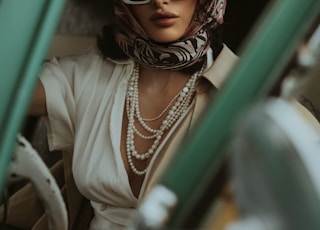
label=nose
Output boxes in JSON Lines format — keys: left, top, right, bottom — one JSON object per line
{"left": 152, "top": 0, "right": 169, "bottom": 7}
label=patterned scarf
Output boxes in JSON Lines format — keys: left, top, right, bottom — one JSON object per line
{"left": 114, "top": 0, "right": 226, "bottom": 70}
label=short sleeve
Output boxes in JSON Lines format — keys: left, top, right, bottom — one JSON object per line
{"left": 39, "top": 57, "right": 76, "bottom": 151}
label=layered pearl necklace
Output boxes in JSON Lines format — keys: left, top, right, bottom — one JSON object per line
{"left": 125, "top": 64, "right": 203, "bottom": 175}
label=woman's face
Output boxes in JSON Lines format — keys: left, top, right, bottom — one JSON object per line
{"left": 130, "top": 0, "right": 197, "bottom": 43}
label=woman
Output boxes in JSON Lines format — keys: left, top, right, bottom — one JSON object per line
{"left": 29, "top": 0, "right": 238, "bottom": 229}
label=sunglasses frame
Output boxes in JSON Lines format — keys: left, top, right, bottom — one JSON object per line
{"left": 122, "top": 0, "right": 151, "bottom": 4}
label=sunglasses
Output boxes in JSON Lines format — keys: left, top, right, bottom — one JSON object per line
{"left": 123, "top": 0, "right": 151, "bottom": 4}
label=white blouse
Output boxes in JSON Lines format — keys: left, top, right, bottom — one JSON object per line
{"left": 39, "top": 45, "right": 238, "bottom": 229}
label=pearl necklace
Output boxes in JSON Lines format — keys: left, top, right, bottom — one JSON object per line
{"left": 135, "top": 91, "right": 180, "bottom": 122}
{"left": 125, "top": 64, "right": 203, "bottom": 175}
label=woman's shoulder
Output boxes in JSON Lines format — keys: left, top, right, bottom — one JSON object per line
{"left": 40, "top": 45, "right": 135, "bottom": 93}
{"left": 50, "top": 45, "right": 133, "bottom": 74}
{"left": 202, "top": 44, "right": 239, "bottom": 89}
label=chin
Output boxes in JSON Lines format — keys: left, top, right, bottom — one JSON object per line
{"left": 147, "top": 28, "right": 183, "bottom": 43}
{"left": 153, "top": 38, "right": 178, "bottom": 43}
{"left": 150, "top": 34, "right": 182, "bottom": 43}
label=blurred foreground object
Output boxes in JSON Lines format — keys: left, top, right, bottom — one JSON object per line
{"left": 228, "top": 21, "right": 320, "bottom": 230}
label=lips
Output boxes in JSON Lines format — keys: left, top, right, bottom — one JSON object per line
{"left": 150, "top": 11, "right": 179, "bottom": 27}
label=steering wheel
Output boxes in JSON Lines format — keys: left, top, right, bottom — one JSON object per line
{"left": 5, "top": 134, "right": 68, "bottom": 230}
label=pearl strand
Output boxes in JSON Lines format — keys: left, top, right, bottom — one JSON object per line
{"left": 125, "top": 64, "right": 203, "bottom": 175}
{"left": 133, "top": 71, "right": 198, "bottom": 135}
{"left": 136, "top": 92, "right": 180, "bottom": 122}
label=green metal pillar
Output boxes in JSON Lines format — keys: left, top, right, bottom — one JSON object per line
{"left": 0, "top": 0, "right": 65, "bottom": 192}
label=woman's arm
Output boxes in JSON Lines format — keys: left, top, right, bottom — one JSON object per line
{"left": 28, "top": 81, "right": 47, "bottom": 116}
